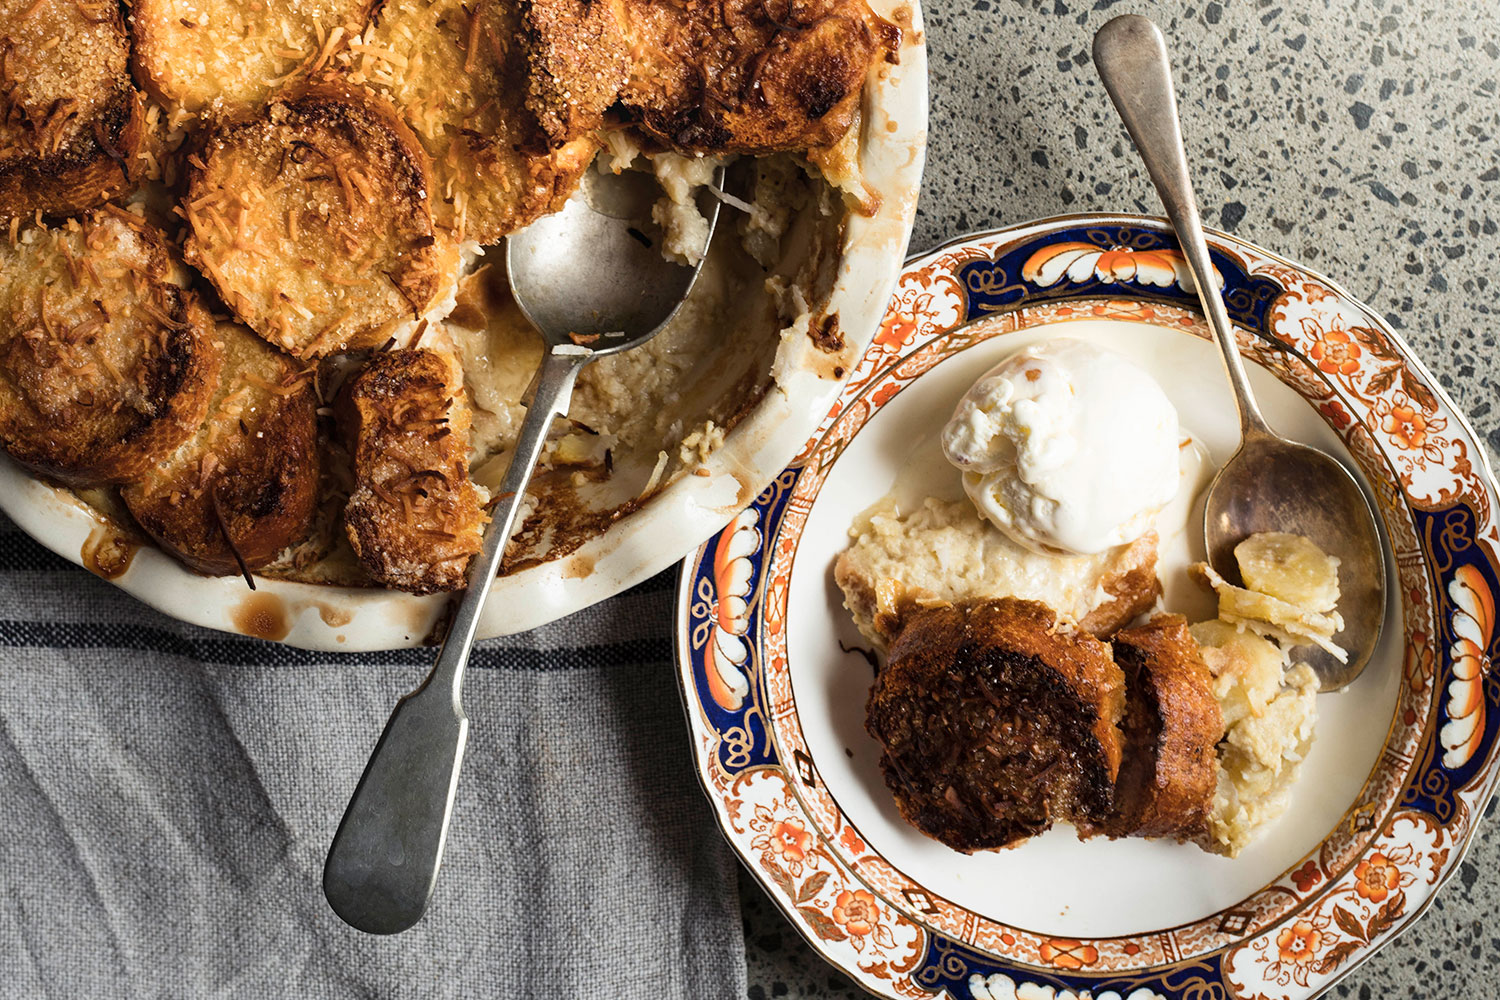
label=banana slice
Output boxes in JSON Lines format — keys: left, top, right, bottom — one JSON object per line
{"left": 1191, "top": 619, "right": 1286, "bottom": 726}
{"left": 1234, "top": 532, "right": 1341, "bottom": 614}
{"left": 1193, "top": 562, "right": 1347, "bottom": 663}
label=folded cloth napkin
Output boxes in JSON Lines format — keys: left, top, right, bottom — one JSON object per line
{"left": 0, "top": 514, "right": 746, "bottom": 998}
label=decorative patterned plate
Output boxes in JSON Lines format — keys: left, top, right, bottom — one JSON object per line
{"left": 675, "top": 216, "right": 1500, "bottom": 1000}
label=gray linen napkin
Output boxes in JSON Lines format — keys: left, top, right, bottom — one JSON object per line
{"left": 0, "top": 514, "right": 745, "bottom": 999}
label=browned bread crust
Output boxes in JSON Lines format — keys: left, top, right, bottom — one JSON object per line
{"left": 0, "top": 0, "right": 146, "bottom": 218}
{"left": 619, "top": 0, "right": 899, "bottom": 154}
{"left": 0, "top": 209, "right": 221, "bottom": 485}
{"left": 121, "top": 322, "right": 320, "bottom": 577}
{"left": 1078, "top": 550, "right": 1162, "bottom": 636}
{"left": 129, "top": 0, "right": 378, "bottom": 113}
{"left": 336, "top": 0, "right": 596, "bottom": 245}
{"left": 510, "top": 0, "right": 895, "bottom": 154}
{"left": 337, "top": 348, "right": 485, "bottom": 594}
{"left": 867, "top": 599, "right": 1125, "bottom": 852}
{"left": 183, "top": 86, "right": 444, "bottom": 359}
{"left": 1089, "top": 614, "right": 1224, "bottom": 842}
{"left": 519, "top": 0, "right": 632, "bottom": 147}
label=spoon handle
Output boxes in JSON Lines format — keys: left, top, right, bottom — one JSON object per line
{"left": 322, "top": 345, "right": 591, "bottom": 934}
{"left": 1093, "top": 15, "right": 1272, "bottom": 439}
{"left": 434, "top": 345, "right": 591, "bottom": 689}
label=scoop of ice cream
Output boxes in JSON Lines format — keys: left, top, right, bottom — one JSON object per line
{"left": 940, "top": 338, "right": 1181, "bottom": 555}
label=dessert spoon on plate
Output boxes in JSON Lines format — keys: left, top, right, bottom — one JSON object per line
{"left": 1093, "top": 14, "right": 1386, "bottom": 689}
{"left": 323, "top": 165, "right": 724, "bottom": 934}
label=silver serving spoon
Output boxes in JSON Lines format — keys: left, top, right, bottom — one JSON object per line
{"left": 323, "top": 165, "right": 723, "bottom": 934}
{"left": 1093, "top": 15, "right": 1385, "bottom": 689}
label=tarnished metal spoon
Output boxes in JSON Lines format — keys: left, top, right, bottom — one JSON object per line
{"left": 1094, "top": 14, "right": 1385, "bottom": 689}
{"left": 323, "top": 165, "right": 723, "bottom": 934}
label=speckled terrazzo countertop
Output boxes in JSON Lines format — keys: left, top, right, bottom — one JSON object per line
{"left": 742, "top": 0, "right": 1500, "bottom": 996}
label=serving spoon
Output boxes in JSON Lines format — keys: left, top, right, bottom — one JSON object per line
{"left": 1093, "top": 14, "right": 1385, "bottom": 689}
{"left": 323, "top": 165, "right": 724, "bottom": 934}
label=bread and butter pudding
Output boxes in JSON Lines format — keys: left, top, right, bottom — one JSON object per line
{"left": 0, "top": 0, "right": 901, "bottom": 593}
{"left": 1095, "top": 614, "right": 1222, "bottom": 843}
{"left": 866, "top": 598, "right": 1125, "bottom": 852}
{"left": 841, "top": 339, "right": 1346, "bottom": 857}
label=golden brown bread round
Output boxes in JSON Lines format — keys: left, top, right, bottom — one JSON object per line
{"left": 129, "top": 0, "right": 378, "bottom": 113}
{"left": 1089, "top": 614, "right": 1224, "bottom": 842}
{"left": 183, "top": 86, "right": 445, "bottom": 359}
{"left": 620, "top": 0, "right": 899, "bottom": 154}
{"left": 519, "top": 0, "right": 633, "bottom": 147}
{"left": 866, "top": 599, "right": 1125, "bottom": 852}
{"left": 0, "top": 0, "right": 146, "bottom": 218}
{"left": 0, "top": 210, "right": 221, "bottom": 485}
{"left": 511, "top": 0, "right": 896, "bottom": 155}
{"left": 121, "top": 322, "right": 320, "bottom": 578}
{"left": 342, "top": 0, "right": 597, "bottom": 244}
{"left": 337, "top": 347, "right": 485, "bottom": 594}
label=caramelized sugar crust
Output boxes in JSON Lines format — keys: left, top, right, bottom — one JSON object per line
{"left": 867, "top": 599, "right": 1125, "bottom": 852}
{"left": 0, "top": 211, "right": 220, "bottom": 485}
{"left": 338, "top": 348, "right": 485, "bottom": 594}
{"left": 0, "top": 0, "right": 146, "bottom": 218}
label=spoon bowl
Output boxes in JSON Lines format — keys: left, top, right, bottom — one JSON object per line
{"left": 506, "top": 168, "right": 721, "bottom": 351}
{"left": 1094, "top": 13, "right": 1386, "bottom": 688}
{"left": 1203, "top": 431, "right": 1386, "bottom": 685}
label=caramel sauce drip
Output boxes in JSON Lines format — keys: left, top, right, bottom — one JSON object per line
{"left": 80, "top": 523, "right": 136, "bottom": 580}
{"left": 232, "top": 593, "right": 290, "bottom": 641}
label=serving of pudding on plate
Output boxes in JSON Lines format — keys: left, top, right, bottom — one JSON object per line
{"left": 836, "top": 338, "right": 1343, "bottom": 857}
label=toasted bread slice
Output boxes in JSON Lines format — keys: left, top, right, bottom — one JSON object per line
{"left": 338, "top": 347, "right": 485, "bottom": 594}
{"left": 0, "top": 0, "right": 146, "bottom": 218}
{"left": 121, "top": 322, "right": 320, "bottom": 578}
{"left": 129, "top": 0, "right": 377, "bottom": 113}
{"left": 0, "top": 209, "right": 221, "bottom": 485}
{"left": 184, "top": 87, "right": 446, "bottom": 359}
{"left": 336, "top": 0, "right": 596, "bottom": 244}
{"left": 514, "top": 0, "right": 894, "bottom": 154}
{"left": 867, "top": 599, "right": 1125, "bottom": 852}
{"left": 518, "top": 0, "right": 632, "bottom": 148}
{"left": 1091, "top": 615, "right": 1223, "bottom": 842}
{"left": 618, "top": 0, "right": 897, "bottom": 153}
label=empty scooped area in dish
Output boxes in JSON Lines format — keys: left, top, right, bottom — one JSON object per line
{"left": 443, "top": 152, "right": 850, "bottom": 574}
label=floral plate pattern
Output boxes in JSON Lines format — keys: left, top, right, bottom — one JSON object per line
{"left": 675, "top": 216, "right": 1500, "bottom": 1000}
